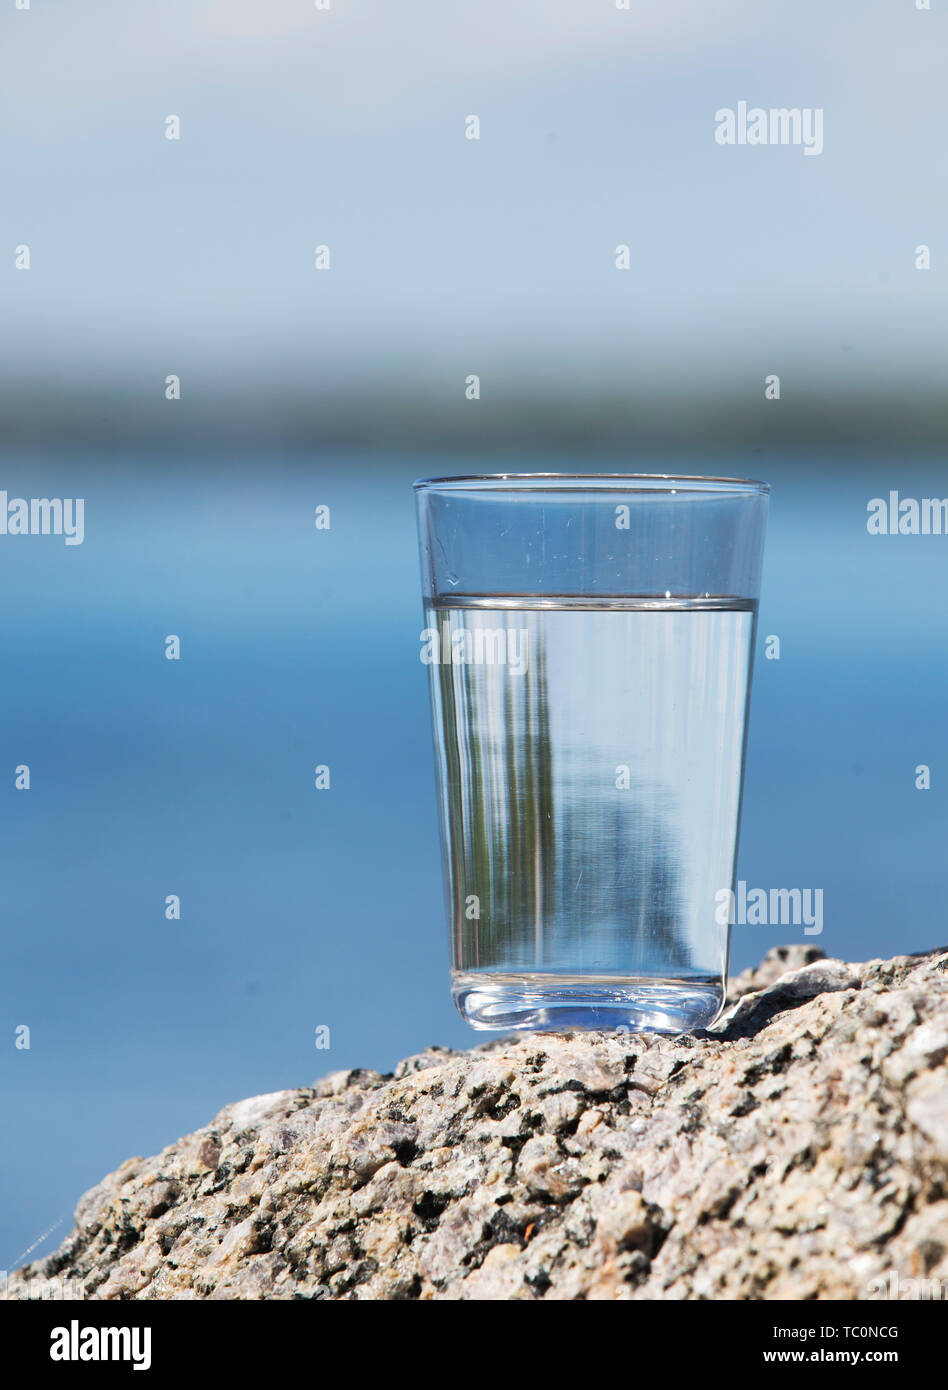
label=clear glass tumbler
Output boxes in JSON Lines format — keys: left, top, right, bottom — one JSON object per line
{"left": 414, "top": 474, "right": 769, "bottom": 1033}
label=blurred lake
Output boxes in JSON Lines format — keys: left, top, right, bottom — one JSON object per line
{"left": 1, "top": 448, "right": 945, "bottom": 1264}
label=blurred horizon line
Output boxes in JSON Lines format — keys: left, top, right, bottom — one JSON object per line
{"left": 2, "top": 382, "right": 945, "bottom": 454}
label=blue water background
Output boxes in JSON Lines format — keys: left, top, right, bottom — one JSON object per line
{"left": 1, "top": 450, "right": 945, "bottom": 1263}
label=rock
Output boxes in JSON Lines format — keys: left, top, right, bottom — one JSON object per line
{"left": 726, "top": 943, "right": 828, "bottom": 1000}
{"left": 4, "top": 945, "right": 948, "bottom": 1301}
{"left": 719, "top": 956, "right": 862, "bottom": 1039}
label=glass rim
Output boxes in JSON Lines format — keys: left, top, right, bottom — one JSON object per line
{"left": 413, "top": 472, "right": 770, "bottom": 494}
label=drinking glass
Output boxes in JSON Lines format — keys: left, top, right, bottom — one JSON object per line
{"left": 414, "top": 474, "right": 769, "bottom": 1032}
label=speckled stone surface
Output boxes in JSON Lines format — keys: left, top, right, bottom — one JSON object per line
{"left": 5, "top": 945, "right": 948, "bottom": 1301}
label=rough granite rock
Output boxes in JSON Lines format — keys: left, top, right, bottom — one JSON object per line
{"left": 5, "top": 945, "right": 948, "bottom": 1301}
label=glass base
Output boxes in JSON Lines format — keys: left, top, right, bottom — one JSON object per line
{"left": 452, "top": 971, "right": 725, "bottom": 1034}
